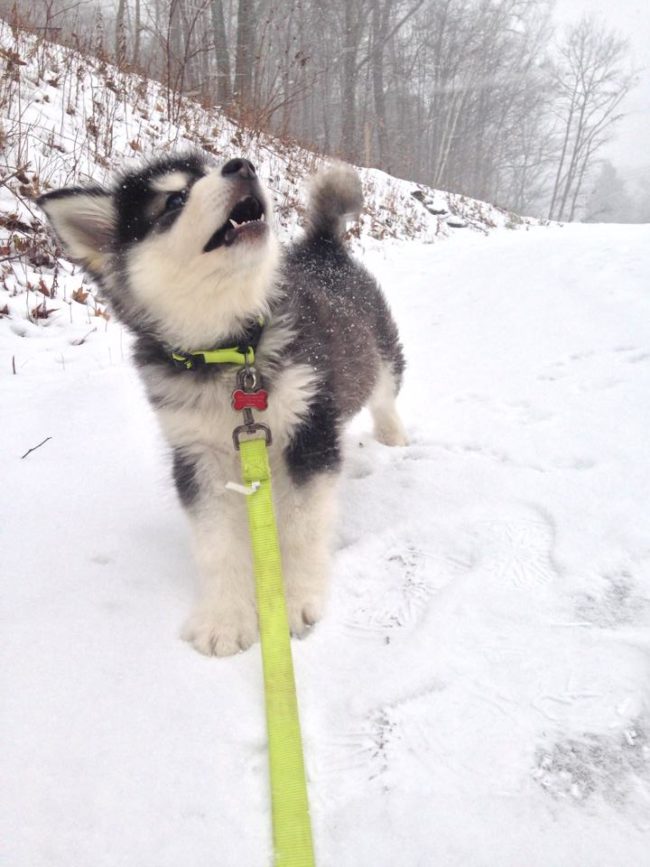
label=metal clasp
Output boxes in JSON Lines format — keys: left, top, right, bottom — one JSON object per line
{"left": 231, "top": 364, "right": 273, "bottom": 450}
{"left": 232, "top": 422, "right": 273, "bottom": 450}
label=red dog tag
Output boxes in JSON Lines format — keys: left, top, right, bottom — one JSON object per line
{"left": 232, "top": 388, "right": 268, "bottom": 411}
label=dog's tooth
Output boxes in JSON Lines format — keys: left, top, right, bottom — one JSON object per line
{"left": 229, "top": 219, "right": 239, "bottom": 228}
{"left": 260, "top": 213, "right": 265, "bottom": 221}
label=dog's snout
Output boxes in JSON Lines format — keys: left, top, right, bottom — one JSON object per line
{"left": 221, "top": 158, "right": 257, "bottom": 179}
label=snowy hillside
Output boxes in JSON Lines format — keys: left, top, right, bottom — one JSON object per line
{"left": 0, "top": 20, "right": 530, "bottom": 363}
{"left": 3, "top": 220, "right": 650, "bottom": 865}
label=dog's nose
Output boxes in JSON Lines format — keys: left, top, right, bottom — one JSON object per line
{"left": 221, "top": 158, "right": 256, "bottom": 179}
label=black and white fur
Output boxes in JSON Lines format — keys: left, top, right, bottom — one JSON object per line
{"left": 38, "top": 154, "right": 407, "bottom": 656}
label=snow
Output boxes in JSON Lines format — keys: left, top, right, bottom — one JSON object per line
{"left": 2, "top": 221, "right": 650, "bottom": 865}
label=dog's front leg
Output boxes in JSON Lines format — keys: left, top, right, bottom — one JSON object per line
{"left": 275, "top": 469, "right": 339, "bottom": 636}
{"left": 175, "top": 449, "right": 258, "bottom": 656}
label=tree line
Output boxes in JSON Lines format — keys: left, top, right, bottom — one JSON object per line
{"left": 1, "top": 0, "right": 637, "bottom": 220}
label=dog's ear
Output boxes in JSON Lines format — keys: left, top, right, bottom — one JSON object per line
{"left": 37, "top": 187, "right": 116, "bottom": 275}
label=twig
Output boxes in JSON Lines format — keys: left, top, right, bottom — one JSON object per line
{"left": 0, "top": 164, "right": 30, "bottom": 188}
{"left": 70, "top": 326, "right": 96, "bottom": 346}
{"left": 20, "top": 436, "right": 52, "bottom": 459}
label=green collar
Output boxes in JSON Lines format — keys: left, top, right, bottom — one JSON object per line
{"left": 170, "top": 318, "right": 264, "bottom": 370}
{"left": 171, "top": 346, "right": 255, "bottom": 369}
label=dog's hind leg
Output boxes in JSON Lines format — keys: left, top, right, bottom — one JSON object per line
{"left": 369, "top": 364, "right": 408, "bottom": 447}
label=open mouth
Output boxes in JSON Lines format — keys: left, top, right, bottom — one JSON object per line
{"left": 203, "top": 195, "right": 267, "bottom": 253}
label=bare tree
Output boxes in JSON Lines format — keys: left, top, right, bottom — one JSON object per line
{"left": 548, "top": 16, "right": 636, "bottom": 221}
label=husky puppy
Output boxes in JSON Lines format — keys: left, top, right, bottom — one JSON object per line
{"left": 38, "top": 154, "right": 407, "bottom": 656}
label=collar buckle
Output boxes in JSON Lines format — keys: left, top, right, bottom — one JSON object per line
{"left": 171, "top": 351, "right": 204, "bottom": 370}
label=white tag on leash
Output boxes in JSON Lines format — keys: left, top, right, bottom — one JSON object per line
{"left": 225, "top": 480, "right": 261, "bottom": 496}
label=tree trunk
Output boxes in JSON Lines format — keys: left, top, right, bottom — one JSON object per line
{"left": 548, "top": 86, "right": 577, "bottom": 220}
{"left": 115, "top": 0, "right": 127, "bottom": 66}
{"left": 211, "top": 0, "right": 231, "bottom": 105}
{"left": 556, "top": 86, "right": 590, "bottom": 221}
{"left": 133, "top": 0, "right": 141, "bottom": 65}
{"left": 340, "top": 3, "right": 360, "bottom": 160}
{"left": 370, "top": 0, "right": 390, "bottom": 170}
{"left": 235, "top": 0, "right": 255, "bottom": 109}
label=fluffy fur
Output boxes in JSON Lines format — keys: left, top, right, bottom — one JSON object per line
{"left": 38, "top": 153, "right": 407, "bottom": 656}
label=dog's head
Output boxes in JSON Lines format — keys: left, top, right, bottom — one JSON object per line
{"left": 37, "top": 153, "right": 281, "bottom": 347}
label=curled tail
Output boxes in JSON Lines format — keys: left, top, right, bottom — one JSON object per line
{"left": 306, "top": 163, "right": 363, "bottom": 241}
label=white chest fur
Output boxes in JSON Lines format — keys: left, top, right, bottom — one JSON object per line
{"left": 152, "top": 361, "right": 319, "bottom": 468}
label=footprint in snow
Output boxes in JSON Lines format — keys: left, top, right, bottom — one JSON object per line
{"left": 624, "top": 351, "right": 650, "bottom": 364}
{"left": 540, "top": 345, "right": 650, "bottom": 384}
{"left": 316, "top": 683, "right": 445, "bottom": 797}
{"left": 472, "top": 512, "right": 558, "bottom": 589}
{"left": 342, "top": 543, "right": 470, "bottom": 637}
{"left": 316, "top": 707, "right": 397, "bottom": 793}
{"left": 575, "top": 570, "right": 650, "bottom": 628}
{"left": 532, "top": 717, "right": 650, "bottom": 807}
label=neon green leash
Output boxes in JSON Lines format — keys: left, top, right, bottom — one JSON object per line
{"left": 173, "top": 338, "right": 316, "bottom": 865}
{"left": 233, "top": 367, "right": 316, "bottom": 867}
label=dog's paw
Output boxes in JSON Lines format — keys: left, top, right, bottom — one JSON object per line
{"left": 285, "top": 590, "right": 325, "bottom": 637}
{"left": 181, "top": 602, "right": 258, "bottom": 656}
{"left": 374, "top": 418, "right": 409, "bottom": 447}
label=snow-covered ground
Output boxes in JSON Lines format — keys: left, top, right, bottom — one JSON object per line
{"left": 2, "top": 222, "right": 650, "bottom": 866}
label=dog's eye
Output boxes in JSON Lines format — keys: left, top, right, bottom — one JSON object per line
{"left": 165, "top": 190, "right": 187, "bottom": 211}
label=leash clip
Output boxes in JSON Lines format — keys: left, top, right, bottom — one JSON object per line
{"left": 232, "top": 422, "right": 272, "bottom": 450}
{"left": 231, "top": 364, "right": 273, "bottom": 450}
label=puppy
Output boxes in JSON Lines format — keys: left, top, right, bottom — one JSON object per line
{"left": 38, "top": 154, "right": 407, "bottom": 656}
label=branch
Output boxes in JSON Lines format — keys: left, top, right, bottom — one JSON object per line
{"left": 355, "top": 0, "right": 427, "bottom": 75}
{"left": 20, "top": 436, "right": 52, "bottom": 460}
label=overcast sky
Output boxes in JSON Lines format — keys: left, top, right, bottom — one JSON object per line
{"left": 552, "top": 0, "right": 650, "bottom": 172}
